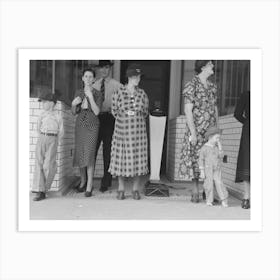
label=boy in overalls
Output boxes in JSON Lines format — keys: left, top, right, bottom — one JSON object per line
{"left": 32, "top": 90, "right": 63, "bottom": 201}
{"left": 198, "top": 126, "right": 229, "bottom": 207}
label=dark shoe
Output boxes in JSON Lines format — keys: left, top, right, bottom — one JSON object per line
{"left": 76, "top": 182, "right": 87, "bottom": 193}
{"left": 242, "top": 199, "right": 250, "bottom": 209}
{"left": 191, "top": 193, "right": 199, "bottom": 203}
{"left": 85, "top": 186, "right": 93, "bottom": 197}
{"left": 99, "top": 186, "right": 109, "bottom": 193}
{"left": 33, "top": 192, "right": 46, "bottom": 201}
{"left": 132, "top": 190, "right": 141, "bottom": 200}
{"left": 117, "top": 191, "right": 125, "bottom": 200}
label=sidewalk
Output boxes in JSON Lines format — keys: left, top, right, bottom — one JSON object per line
{"left": 30, "top": 178, "right": 250, "bottom": 220}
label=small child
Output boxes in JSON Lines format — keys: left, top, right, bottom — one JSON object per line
{"left": 199, "top": 126, "right": 229, "bottom": 207}
{"left": 32, "top": 90, "right": 63, "bottom": 201}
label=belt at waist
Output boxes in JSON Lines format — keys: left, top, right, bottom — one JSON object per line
{"left": 40, "top": 132, "right": 58, "bottom": 137}
{"left": 99, "top": 111, "right": 111, "bottom": 115}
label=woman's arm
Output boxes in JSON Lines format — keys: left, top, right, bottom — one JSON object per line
{"left": 215, "top": 106, "right": 219, "bottom": 125}
{"left": 142, "top": 91, "right": 149, "bottom": 118}
{"left": 111, "top": 88, "right": 119, "bottom": 118}
{"left": 184, "top": 103, "right": 197, "bottom": 145}
{"left": 234, "top": 94, "right": 246, "bottom": 124}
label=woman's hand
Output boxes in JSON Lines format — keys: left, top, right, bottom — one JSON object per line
{"left": 190, "top": 133, "right": 197, "bottom": 145}
{"left": 84, "top": 86, "right": 92, "bottom": 98}
{"left": 72, "top": 96, "right": 82, "bottom": 106}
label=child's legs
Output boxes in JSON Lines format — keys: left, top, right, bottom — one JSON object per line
{"left": 204, "top": 169, "right": 214, "bottom": 203}
{"left": 43, "top": 137, "right": 58, "bottom": 191}
{"left": 32, "top": 136, "right": 46, "bottom": 192}
{"left": 213, "top": 169, "right": 228, "bottom": 201}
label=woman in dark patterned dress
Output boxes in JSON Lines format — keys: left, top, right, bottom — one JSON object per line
{"left": 234, "top": 91, "right": 250, "bottom": 209}
{"left": 179, "top": 60, "right": 219, "bottom": 203}
{"left": 109, "top": 64, "right": 149, "bottom": 200}
{"left": 72, "top": 69, "right": 103, "bottom": 197}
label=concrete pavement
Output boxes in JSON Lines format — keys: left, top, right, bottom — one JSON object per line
{"left": 30, "top": 178, "right": 250, "bottom": 220}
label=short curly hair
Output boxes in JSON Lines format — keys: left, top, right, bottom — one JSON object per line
{"left": 82, "top": 68, "right": 95, "bottom": 77}
{"left": 194, "top": 60, "right": 214, "bottom": 74}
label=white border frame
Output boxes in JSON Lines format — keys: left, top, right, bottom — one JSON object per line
{"left": 18, "top": 48, "right": 262, "bottom": 232}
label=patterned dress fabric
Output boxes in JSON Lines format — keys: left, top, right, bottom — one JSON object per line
{"left": 179, "top": 75, "right": 218, "bottom": 180}
{"left": 109, "top": 85, "right": 149, "bottom": 177}
{"left": 73, "top": 88, "right": 103, "bottom": 168}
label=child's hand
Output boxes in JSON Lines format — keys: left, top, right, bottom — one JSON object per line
{"left": 217, "top": 140, "right": 222, "bottom": 150}
{"left": 200, "top": 170, "right": 205, "bottom": 179}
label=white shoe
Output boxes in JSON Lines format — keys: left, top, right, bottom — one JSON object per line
{"left": 206, "top": 202, "right": 213, "bottom": 206}
{"left": 221, "top": 201, "right": 228, "bottom": 207}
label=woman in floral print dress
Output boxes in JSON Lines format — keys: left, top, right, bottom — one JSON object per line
{"left": 109, "top": 64, "right": 149, "bottom": 200}
{"left": 179, "top": 60, "right": 219, "bottom": 203}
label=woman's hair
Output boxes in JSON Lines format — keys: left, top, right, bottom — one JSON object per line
{"left": 194, "top": 60, "right": 214, "bottom": 74}
{"left": 82, "top": 68, "right": 95, "bottom": 77}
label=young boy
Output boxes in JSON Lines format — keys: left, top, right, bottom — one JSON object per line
{"left": 32, "top": 90, "right": 63, "bottom": 201}
{"left": 199, "top": 126, "right": 229, "bottom": 207}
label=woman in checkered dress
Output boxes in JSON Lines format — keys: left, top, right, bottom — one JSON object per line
{"left": 109, "top": 64, "right": 149, "bottom": 200}
{"left": 72, "top": 69, "right": 103, "bottom": 197}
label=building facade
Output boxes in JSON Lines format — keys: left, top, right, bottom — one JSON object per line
{"left": 29, "top": 60, "right": 250, "bottom": 198}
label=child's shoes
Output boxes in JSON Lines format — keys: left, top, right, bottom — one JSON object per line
{"left": 206, "top": 202, "right": 213, "bottom": 206}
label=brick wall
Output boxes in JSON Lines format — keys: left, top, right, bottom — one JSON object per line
{"left": 166, "top": 115, "right": 189, "bottom": 181}
{"left": 218, "top": 114, "right": 244, "bottom": 198}
{"left": 166, "top": 114, "right": 244, "bottom": 197}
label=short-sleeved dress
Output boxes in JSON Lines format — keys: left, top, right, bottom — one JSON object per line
{"left": 179, "top": 75, "right": 218, "bottom": 180}
{"left": 108, "top": 85, "right": 149, "bottom": 177}
{"left": 234, "top": 91, "right": 250, "bottom": 182}
{"left": 73, "top": 88, "right": 103, "bottom": 168}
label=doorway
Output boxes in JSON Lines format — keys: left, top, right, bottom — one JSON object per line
{"left": 120, "top": 60, "right": 171, "bottom": 174}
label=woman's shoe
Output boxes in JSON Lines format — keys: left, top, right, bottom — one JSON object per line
{"left": 132, "top": 190, "right": 141, "bottom": 200}
{"left": 84, "top": 186, "right": 93, "bottom": 197}
{"left": 117, "top": 191, "right": 125, "bottom": 200}
{"left": 242, "top": 199, "right": 250, "bottom": 209}
{"left": 33, "top": 192, "right": 46, "bottom": 201}
{"left": 76, "top": 182, "right": 87, "bottom": 193}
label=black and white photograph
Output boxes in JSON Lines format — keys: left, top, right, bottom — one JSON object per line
{"left": 18, "top": 48, "right": 261, "bottom": 230}
{"left": 2, "top": 1, "right": 280, "bottom": 280}
{"left": 28, "top": 58, "right": 251, "bottom": 220}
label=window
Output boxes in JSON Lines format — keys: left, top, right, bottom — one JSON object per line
{"left": 30, "top": 60, "right": 96, "bottom": 105}
{"left": 214, "top": 60, "right": 250, "bottom": 116}
{"left": 30, "top": 60, "right": 53, "bottom": 97}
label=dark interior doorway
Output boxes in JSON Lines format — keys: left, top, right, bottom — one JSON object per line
{"left": 120, "top": 60, "right": 170, "bottom": 174}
